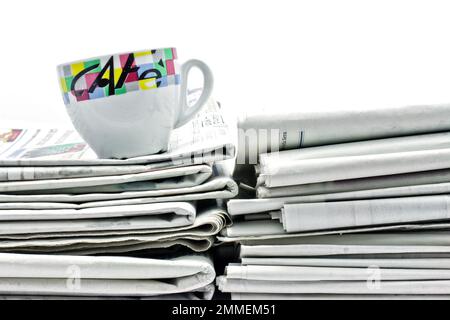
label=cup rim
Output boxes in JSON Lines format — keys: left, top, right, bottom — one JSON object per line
{"left": 56, "top": 47, "right": 177, "bottom": 70}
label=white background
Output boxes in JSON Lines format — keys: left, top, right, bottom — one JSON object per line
{"left": 2, "top": 0, "right": 450, "bottom": 127}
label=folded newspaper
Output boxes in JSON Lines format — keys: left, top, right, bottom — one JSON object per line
{"left": 238, "top": 102, "right": 450, "bottom": 162}
{"left": 0, "top": 204, "right": 229, "bottom": 254}
{"left": 0, "top": 253, "right": 215, "bottom": 299}
{"left": 257, "top": 132, "right": 450, "bottom": 188}
{"left": 217, "top": 243, "right": 450, "bottom": 298}
{"left": 222, "top": 195, "right": 450, "bottom": 236}
{"left": 221, "top": 196, "right": 450, "bottom": 242}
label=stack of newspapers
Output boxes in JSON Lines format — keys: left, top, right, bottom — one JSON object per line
{"left": 0, "top": 94, "right": 237, "bottom": 299}
{"left": 218, "top": 103, "right": 450, "bottom": 299}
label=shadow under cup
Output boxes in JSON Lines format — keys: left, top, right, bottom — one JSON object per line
{"left": 57, "top": 48, "right": 182, "bottom": 159}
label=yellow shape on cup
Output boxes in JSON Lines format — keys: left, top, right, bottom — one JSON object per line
{"left": 70, "top": 62, "right": 85, "bottom": 76}
{"left": 139, "top": 78, "right": 157, "bottom": 90}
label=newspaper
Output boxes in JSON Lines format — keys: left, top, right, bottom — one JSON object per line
{"left": 219, "top": 243, "right": 450, "bottom": 297}
{"left": 237, "top": 231, "right": 450, "bottom": 247}
{"left": 0, "top": 207, "right": 229, "bottom": 253}
{"left": 217, "top": 278, "right": 450, "bottom": 295}
{"left": 0, "top": 202, "right": 197, "bottom": 235}
{"left": 0, "top": 287, "right": 215, "bottom": 300}
{"left": 230, "top": 190, "right": 450, "bottom": 216}
{"left": 228, "top": 198, "right": 296, "bottom": 216}
{"left": 0, "top": 201, "right": 197, "bottom": 221}
{"left": 256, "top": 168, "right": 450, "bottom": 199}
{"left": 239, "top": 244, "right": 450, "bottom": 257}
{"left": 226, "top": 103, "right": 450, "bottom": 299}
{"left": 258, "top": 148, "right": 450, "bottom": 188}
{"left": 231, "top": 293, "right": 450, "bottom": 300}
{"left": 0, "top": 176, "right": 238, "bottom": 205}
{"left": 221, "top": 220, "right": 285, "bottom": 238}
{"left": 0, "top": 93, "right": 236, "bottom": 167}
{"left": 60, "top": 237, "right": 216, "bottom": 255}
{"left": 241, "top": 257, "right": 450, "bottom": 269}
{"left": 256, "top": 133, "right": 450, "bottom": 188}
{"left": 0, "top": 253, "right": 215, "bottom": 298}
{"left": 225, "top": 265, "right": 450, "bottom": 281}
{"left": 218, "top": 220, "right": 450, "bottom": 243}
{"left": 238, "top": 102, "right": 450, "bottom": 161}
{"left": 0, "top": 164, "right": 197, "bottom": 182}
{"left": 0, "top": 164, "right": 213, "bottom": 192}
{"left": 0, "top": 284, "right": 215, "bottom": 300}
{"left": 257, "top": 182, "right": 450, "bottom": 201}
{"left": 259, "top": 131, "right": 450, "bottom": 165}
{"left": 278, "top": 196, "right": 450, "bottom": 233}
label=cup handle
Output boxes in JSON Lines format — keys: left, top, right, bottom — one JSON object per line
{"left": 174, "top": 59, "right": 214, "bottom": 128}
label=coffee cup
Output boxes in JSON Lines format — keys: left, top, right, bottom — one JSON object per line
{"left": 57, "top": 48, "right": 213, "bottom": 159}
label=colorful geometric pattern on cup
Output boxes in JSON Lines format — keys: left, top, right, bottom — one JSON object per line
{"left": 58, "top": 48, "right": 180, "bottom": 104}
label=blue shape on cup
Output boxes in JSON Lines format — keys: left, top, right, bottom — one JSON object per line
{"left": 89, "top": 87, "right": 105, "bottom": 100}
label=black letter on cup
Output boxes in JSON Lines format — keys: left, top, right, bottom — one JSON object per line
{"left": 89, "top": 57, "right": 115, "bottom": 95}
{"left": 71, "top": 64, "right": 99, "bottom": 97}
{"left": 115, "top": 54, "right": 139, "bottom": 90}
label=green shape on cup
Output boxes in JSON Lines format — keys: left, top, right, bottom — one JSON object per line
{"left": 154, "top": 60, "right": 168, "bottom": 77}
{"left": 64, "top": 76, "right": 74, "bottom": 92}
{"left": 164, "top": 48, "right": 173, "bottom": 60}
{"left": 106, "top": 85, "right": 127, "bottom": 96}
{"left": 105, "top": 86, "right": 112, "bottom": 96}
{"left": 115, "top": 85, "right": 127, "bottom": 95}
{"left": 84, "top": 59, "right": 102, "bottom": 73}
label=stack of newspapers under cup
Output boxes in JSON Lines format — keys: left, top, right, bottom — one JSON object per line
{"left": 218, "top": 103, "right": 450, "bottom": 300}
{"left": 0, "top": 95, "right": 237, "bottom": 299}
